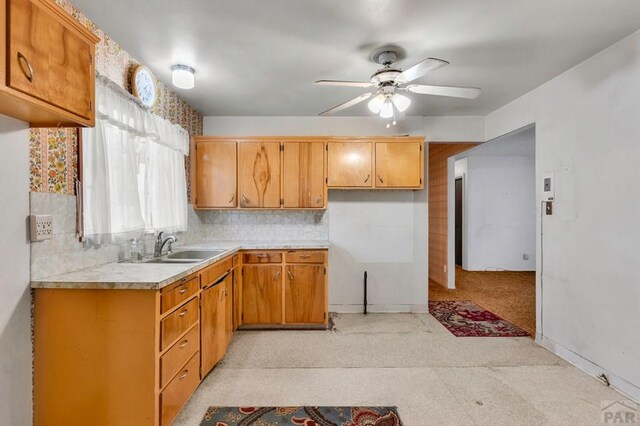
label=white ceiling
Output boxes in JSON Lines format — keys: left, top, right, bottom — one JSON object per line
{"left": 71, "top": 0, "right": 640, "bottom": 117}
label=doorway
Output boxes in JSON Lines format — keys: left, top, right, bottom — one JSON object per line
{"left": 430, "top": 125, "right": 537, "bottom": 337}
{"left": 454, "top": 177, "right": 463, "bottom": 266}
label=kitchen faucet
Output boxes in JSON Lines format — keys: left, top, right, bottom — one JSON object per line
{"left": 154, "top": 232, "right": 178, "bottom": 257}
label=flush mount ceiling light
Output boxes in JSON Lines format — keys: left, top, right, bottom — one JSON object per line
{"left": 171, "top": 65, "right": 195, "bottom": 89}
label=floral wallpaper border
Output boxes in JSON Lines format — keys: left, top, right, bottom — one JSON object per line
{"left": 29, "top": 0, "right": 203, "bottom": 198}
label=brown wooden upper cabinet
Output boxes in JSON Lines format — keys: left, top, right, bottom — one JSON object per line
{"left": 327, "top": 141, "right": 373, "bottom": 188}
{"left": 375, "top": 141, "right": 423, "bottom": 188}
{"left": 0, "top": 0, "right": 99, "bottom": 126}
{"left": 195, "top": 140, "right": 237, "bottom": 208}
{"left": 238, "top": 142, "right": 281, "bottom": 208}
{"left": 283, "top": 141, "right": 326, "bottom": 208}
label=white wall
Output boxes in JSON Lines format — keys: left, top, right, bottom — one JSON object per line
{"left": 486, "top": 31, "right": 640, "bottom": 400}
{"left": 0, "top": 115, "right": 31, "bottom": 425}
{"left": 204, "top": 116, "right": 484, "bottom": 312}
{"left": 463, "top": 156, "right": 536, "bottom": 271}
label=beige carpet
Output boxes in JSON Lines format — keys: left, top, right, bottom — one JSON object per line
{"left": 429, "top": 266, "right": 536, "bottom": 336}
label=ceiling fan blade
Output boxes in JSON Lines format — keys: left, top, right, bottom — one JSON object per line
{"left": 315, "top": 80, "right": 374, "bottom": 88}
{"left": 319, "top": 93, "right": 373, "bottom": 116}
{"left": 406, "top": 84, "right": 481, "bottom": 99}
{"left": 395, "top": 58, "right": 449, "bottom": 84}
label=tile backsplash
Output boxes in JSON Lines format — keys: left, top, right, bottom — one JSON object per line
{"left": 29, "top": 192, "right": 328, "bottom": 279}
{"left": 192, "top": 210, "right": 329, "bottom": 241}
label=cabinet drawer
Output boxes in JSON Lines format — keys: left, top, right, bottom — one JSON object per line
{"left": 201, "top": 257, "right": 233, "bottom": 288}
{"left": 243, "top": 251, "right": 282, "bottom": 264}
{"left": 160, "top": 274, "right": 200, "bottom": 314}
{"left": 160, "top": 325, "right": 199, "bottom": 389}
{"left": 161, "top": 298, "right": 199, "bottom": 350}
{"left": 285, "top": 250, "right": 326, "bottom": 264}
{"left": 160, "top": 352, "right": 200, "bottom": 426}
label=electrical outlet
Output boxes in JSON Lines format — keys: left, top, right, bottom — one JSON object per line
{"left": 30, "top": 214, "right": 53, "bottom": 241}
{"left": 523, "top": 253, "right": 529, "bottom": 260}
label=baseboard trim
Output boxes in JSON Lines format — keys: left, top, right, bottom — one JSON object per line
{"left": 537, "top": 335, "right": 640, "bottom": 403}
{"left": 329, "top": 304, "right": 428, "bottom": 314}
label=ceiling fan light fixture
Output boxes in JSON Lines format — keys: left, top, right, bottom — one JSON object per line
{"left": 380, "top": 98, "right": 394, "bottom": 119}
{"left": 367, "top": 94, "right": 386, "bottom": 113}
{"left": 392, "top": 93, "right": 411, "bottom": 112}
{"left": 171, "top": 64, "right": 195, "bottom": 89}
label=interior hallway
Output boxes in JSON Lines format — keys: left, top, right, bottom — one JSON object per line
{"left": 176, "top": 314, "right": 628, "bottom": 426}
{"left": 429, "top": 267, "right": 536, "bottom": 336}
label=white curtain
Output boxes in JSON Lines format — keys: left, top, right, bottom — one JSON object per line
{"left": 82, "top": 76, "right": 189, "bottom": 241}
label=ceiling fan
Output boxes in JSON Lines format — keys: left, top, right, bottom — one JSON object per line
{"left": 316, "top": 47, "right": 481, "bottom": 119}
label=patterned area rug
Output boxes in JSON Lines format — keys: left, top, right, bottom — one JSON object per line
{"left": 200, "top": 406, "right": 403, "bottom": 426}
{"left": 429, "top": 300, "right": 530, "bottom": 337}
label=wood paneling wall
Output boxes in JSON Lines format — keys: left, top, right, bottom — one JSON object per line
{"left": 428, "top": 143, "right": 479, "bottom": 288}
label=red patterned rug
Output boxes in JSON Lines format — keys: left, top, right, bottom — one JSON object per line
{"left": 200, "top": 406, "right": 402, "bottom": 425}
{"left": 428, "top": 300, "right": 530, "bottom": 337}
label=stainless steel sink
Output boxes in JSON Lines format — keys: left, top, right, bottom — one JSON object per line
{"left": 143, "top": 258, "right": 199, "bottom": 264}
{"left": 167, "top": 249, "right": 227, "bottom": 260}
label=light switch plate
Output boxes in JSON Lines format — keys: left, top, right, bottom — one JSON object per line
{"left": 30, "top": 214, "right": 53, "bottom": 241}
{"left": 543, "top": 172, "right": 555, "bottom": 201}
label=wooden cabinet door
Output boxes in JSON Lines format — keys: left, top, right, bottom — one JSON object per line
{"left": 8, "top": 0, "right": 94, "bottom": 119}
{"left": 284, "top": 265, "right": 326, "bottom": 324}
{"left": 201, "top": 280, "right": 226, "bottom": 376}
{"left": 196, "top": 141, "right": 237, "bottom": 208}
{"left": 375, "top": 142, "right": 423, "bottom": 188}
{"left": 238, "top": 142, "right": 281, "bottom": 208}
{"left": 232, "top": 269, "right": 242, "bottom": 330}
{"left": 242, "top": 265, "right": 283, "bottom": 324}
{"left": 327, "top": 141, "right": 373, "bottom": 187}
{"left": 283, "top": 142, "right": 326, "bottom": 208}
{"left": 224, "top": 276, "right": 233, "bottom": 344}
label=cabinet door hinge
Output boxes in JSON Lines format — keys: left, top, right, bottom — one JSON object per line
{"left": 323, "top": 312, "right": 326, "bottom": 320}
{"left": 280, "top": 144, "right": 284, "bottom": 152}
{"left": 325, "top": 177, "right": 328, "bottom": 184}
{"left": 89, "top": 101, "right": 92, "bottom": 112}
{"left": 280, "top": 198, "right": 284, "bottom": 206}
{"left": 89, "top": 53, "right": 93, "bottom": 65}
{"left": 324, "top": 267, "right": 327, "bottom": 275}
{"left": 420, "top": 178, "right": 422, "bottom": 185}
{"left": 241, "top": 313, "right": 244, "bottom": 321}
{"left": 325, "top": 144, "right": 328, "bottom": 151}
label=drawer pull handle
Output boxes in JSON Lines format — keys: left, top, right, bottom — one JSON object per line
{"left": 316, "top": 195, "right": 322, "bottom": 205}
{"left": 364, "top": 174, "right": 370, "bottom": 184}
{"left": 178, "top": 370, "right": 189, "bottom": 380}
{"left": 273, "top": 270, "right": 281, "bottom": 281}
{"left": 241, "top": 195, "right": 250, "bottom": 206}
{"left": 178, "top": 309, "right": 188, "bottom": 317}
{"left": 299, "top": 254, "right": 311, "bottom": 259}
{"left": 378, "top": 175, "right": 385, "bottom": 184}
{"left": 228, "top": 194, "right": 235, "bottom": 203}
{"left": 178, "top": 340, "right": 188, "bottom": 349}
{"left": 256, "top": 254, "right": 269, "bottom": 258}
{"left": 287, "top": 270, "right": 294, "bottom": 281}
{"left": 178, "top": 287, "right": 188, "bottom": 294}
{"left": 17, "top": 52, "right": 33, "bottom": 82}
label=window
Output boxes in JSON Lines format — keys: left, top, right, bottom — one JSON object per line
{"left": 82, "top": 77, "right": 189, "bottom": 241}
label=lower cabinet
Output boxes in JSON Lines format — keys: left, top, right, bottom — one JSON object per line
{"left": 160, "top": 352, "right": 201, "bottom": 426}
{"left": 201, "top": 273, "right": 230, "bottom": 376}
{"left": 241, "top": 250, "right": 328, "bottom": 328}
{"left": 242, "top": 265, "right": 283, "bottom": 324}
{"left": 285, "top": 265, "right": 326, "bottom": 324}
{"left": 32, "top": 249, "right": 326, "bottom": 426}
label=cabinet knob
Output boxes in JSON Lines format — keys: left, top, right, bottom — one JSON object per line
{"left": 178, "top": 339, "right": 189, "bottom": 349}
{"left": 178, "top": 370, "right": 189, "bottom": 380}
{"left": 178, "top": 309, "right": 188, "bottom": 317}
{"left": 178, "top": 287, "right": 188, "bottom": 294}
{"left": 17, "top": 52, "right": 33, "bottom": 83}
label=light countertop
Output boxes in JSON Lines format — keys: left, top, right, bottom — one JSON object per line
{"left": 30, "top": 240, "right": 329, "bottom": 290}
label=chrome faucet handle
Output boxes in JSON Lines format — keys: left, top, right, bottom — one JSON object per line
{"left": 167, "top": 236, "right": 178, "bottom": 253}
